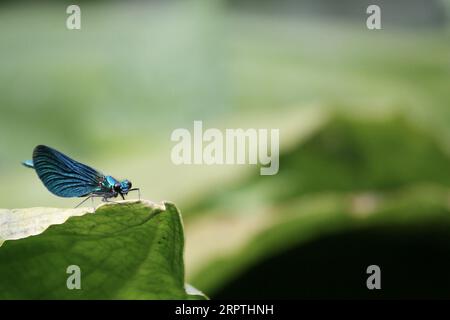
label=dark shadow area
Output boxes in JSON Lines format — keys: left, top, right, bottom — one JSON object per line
{"left": 213, "top": 221, "right": 450, "bottom": 299}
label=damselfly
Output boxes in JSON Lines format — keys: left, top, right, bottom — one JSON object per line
{"left": 23, "top": 145, "right": 140, "bottom": 207}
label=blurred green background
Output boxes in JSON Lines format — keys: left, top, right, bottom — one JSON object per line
{"left": 1, "top": 0, "right": 450, "bottom": 298}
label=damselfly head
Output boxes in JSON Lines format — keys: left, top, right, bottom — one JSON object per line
{"left": 119, "top": 180, "right": 132, "bottom": 194}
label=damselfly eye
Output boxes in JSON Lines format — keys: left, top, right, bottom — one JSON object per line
{"left": 127, "top": 181, "right": 132, "bottom": 189}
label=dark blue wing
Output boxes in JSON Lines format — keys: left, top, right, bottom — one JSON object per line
{"left": 32, "top": 145, "right": 104, "bottom": 198}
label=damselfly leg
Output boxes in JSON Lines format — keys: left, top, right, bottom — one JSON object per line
{"left": 75, "top": 195, "right": 100, "bottom": 209}
{"left": 75, "top": 193, "right": 114, "bottom": 209}
{"left": 128, "top": 188, "right": 141, "bottom": 200}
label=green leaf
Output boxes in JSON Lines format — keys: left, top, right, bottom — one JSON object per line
{"left": 0, "top": 206, "right": 93, "bottom": 244}
{"left": 0, "top": 201, "right": 206, "bottom": 300}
